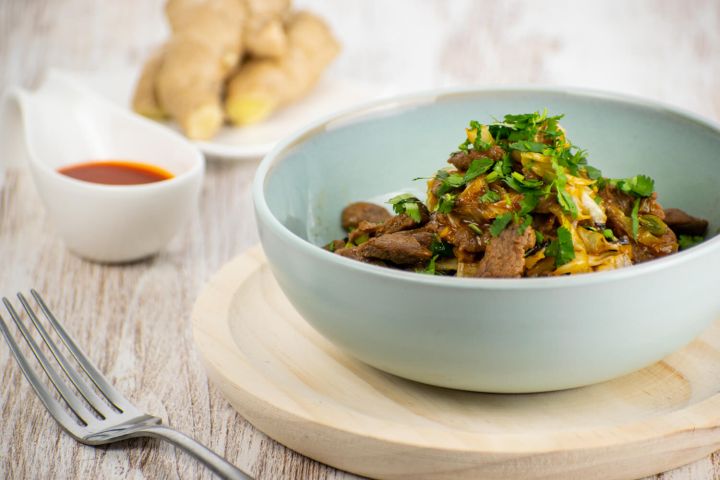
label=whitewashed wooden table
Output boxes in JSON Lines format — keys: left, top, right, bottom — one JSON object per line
{"left": 1, "top": 1, "right": 719, "bottom": 478}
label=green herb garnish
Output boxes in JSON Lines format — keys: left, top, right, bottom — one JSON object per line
{"left": 557, "top": 190, "right": 578, "bottom": 219}
{"left": 613, "top": 175, "right": 655, "bottom": 198}
{"left": 520, "top": 214, "right": 533, "bottom": 231}
{"left": 430, "top": 237, "right": 454, "bottom": 256}
{"left": 479, "top": 190, "right": 501, "bottom": 203}
{"left": 505, "top": 171, "right": 544, "bottom": 192}
{"left": 508, "top": 141, "right": 547, "bottom": 153}
{"left": 545, "top": 226, "right": 575, "bottom": 266}
{"left": 519, "top": 192, "right": 539, "bottom": 215}
{"left": 437, "top": 193, "right": 457, "bottom": 213}
{"left": 584, "top": 165, "right": 602, "bottom": 180}
{"left": 464, "top": 157, "right": 494, "bottom": 182}
{"left": 388, "top": 193, "right": 422, "bottom": 222}
{"left": 423, "top": 255, "right": 438, "bottom": 275}
{"left": 678, "top": 235, "right": 705, "bottom": 250}
{"left": 489, "top": 213, "right": 513, "bottom": 237}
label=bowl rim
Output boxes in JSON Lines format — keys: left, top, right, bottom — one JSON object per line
{"left": 253, "top": 85, "right": 720, "bottom": 290}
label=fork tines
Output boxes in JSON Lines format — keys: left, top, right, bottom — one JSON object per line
{"left": 0, "top": 290, "right": 130, "bottom": 439}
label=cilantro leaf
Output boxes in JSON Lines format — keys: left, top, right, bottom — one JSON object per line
{"left": 520, "top": 214, "right": 533, "bottom": 231}
{"left": 557, "top": 190, "right": 578, "bottom": 218}
{"left": 435, "top": 170, "right": 466, "bottom": 196}
{"left": 437, "top": 193, "right": 457, "bottom": 213}
{"left": 404, "top": 202, "right": 421, "bottom": 223}
{"left": 509, "top": 141, "right": 547, "bottom": 153}
{"left": 388, "top": 193, "right": 415, "bottom": 205}
{"left": 545, "top": 226, "right": 575, "bottom": 266}
{"left": 519, "top": 191, "right": 539, "bottom": 215}
{"left": 387, "top": 193, "right": 422, "bottom": 222}
{"left": 430, "top": 237, "right": 454, "bottom": 256}
{"left": 479, "top": 190, "right": 501, "bottom": 203}
{"left": 464, "top": 157, "right": 494, "bottom": 182}
{"left": 584, "top": 165, "right": 602, "bottom": 180}
{"left": 505, "top": 172, "right": 544, "bottom": 192}
{"left": 613, "top": 175, "right": 656, "bottom": 198}
{"left": 678, "top": 234, "right": 705, "bottom": 250}
{"left": 489, "top": 213, "right": 513, "bottom": 237}
{"left": 422, "top": 255, "right": 438, "bottom": 275}
{"left": 631, "top": 175, "right": 655, "bottom": 197}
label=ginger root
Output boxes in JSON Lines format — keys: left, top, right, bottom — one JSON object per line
{"left": 131, "top": 0, "right": 339, "bottom": 139}
{"left": 131, "top": 49, "right": 166, "bottom": 120}
{"left": 143, "top": 0, "right": 246, "bottom": 140}
{"left": 225, "top": 11, "right": 340, "bottom": 126}
{"left": 155, "top": 35, "right": 227, "bottom": 140}
{"left": 164, "top": 0, "right": 247, "bottom": 74}
{"left": 244, "top": 0, "right": 291, "bottom": 59}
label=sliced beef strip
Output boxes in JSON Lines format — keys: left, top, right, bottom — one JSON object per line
{"left": 325, "top": 239, "right": 347, "bottom": 252}
{"left": 335, "top": 246, "right": 363, "bottom": 261}
{"left": 335, "top": 245, "right": 388, "bottom": 267}
{"left": 348, "top": 220, "right": 383, "bottom": 244}
{"left": 602, "top": 186, "right": 680, "bottom": 261}
{"left": 600, "top": 186, "right": 666, "bottom": 221}
{"left": 341, "top": 202, "right": 392, "bottom": 231}
{"left": 599, "top": 185, "right": 631, "bottom": 213}
{"left": 357, "top": 232, "right": 432, "bottom": 265}
{"left": 631, "top": 229, "right": 678, "bottom": 263}
{"left": 664, "top": 208, "right": 709, "bottom": 236}
{"left": 639, "top": 192, "right": 666, "bottom": 219}
{"left": 447, "top": 145, "right": 505, "bottom": 171}
{"left": 463, "top": 225, "right": 536, "bottom": 278}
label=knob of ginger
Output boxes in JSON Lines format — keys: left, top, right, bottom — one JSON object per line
{"left": 132, "top": 49, "right": 166, "bottom": 120}
{"left": 225, "top": 11, "right": 340, "bottom": 126}
{"left": 156, "top": 0, "right": 246, "bottom": 140}
{"left": 244, "top": 0, "right": 291, "bottom": 59}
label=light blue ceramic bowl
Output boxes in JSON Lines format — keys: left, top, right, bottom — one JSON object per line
{"left": 253, "top": 87, "right": 720, "bottom": 393}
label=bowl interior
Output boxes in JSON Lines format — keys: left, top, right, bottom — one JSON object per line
{"left": 21, "top": 75, "right": 200, "bottom": 177}
{"left": 264, "top": 90, "right": 720, "bottom": 246}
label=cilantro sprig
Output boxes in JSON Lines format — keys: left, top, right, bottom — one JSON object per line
{"left": 606, "top": 175, "right": 655, "bottom": 198}
{"left": 464, "top": 158, "right": 494, "bottom": 182}
{"left": 387, "top": 193, "right": 422, "bottom": 223}
{"left": 489, "top": 213, "right": 513, "bottom": 237}
{"left": 545, "top": 226, "right": 575, "bottom": 266}
{"left": 479, "top": 190, "right": 500, "bottom": 203}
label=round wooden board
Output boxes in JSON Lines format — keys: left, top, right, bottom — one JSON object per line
{"left": 192, "top": 246, "right": 720, "bottom": 480}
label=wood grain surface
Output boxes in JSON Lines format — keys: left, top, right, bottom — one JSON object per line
{"left": 1, "top": 1, "right": 720, "bottom": 479}
{"left": 192, "top": 246, "right": 720, "bottom": 480}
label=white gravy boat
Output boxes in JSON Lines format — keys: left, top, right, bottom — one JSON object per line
{"left": 0, "top": 71, "right": 204, "bottom": 263}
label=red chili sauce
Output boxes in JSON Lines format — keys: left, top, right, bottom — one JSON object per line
{"left": 58, "top": 160, "right": 174, "bottom": 185}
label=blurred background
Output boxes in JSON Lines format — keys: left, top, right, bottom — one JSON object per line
{"left": 2, "top": 0, "right": 719, "bottom": 117}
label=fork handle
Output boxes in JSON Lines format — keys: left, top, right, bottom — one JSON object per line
{"left": 140, "top": 424, "right": 252, "bottom": 479}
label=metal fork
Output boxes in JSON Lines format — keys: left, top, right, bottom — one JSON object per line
{"left": 0, "top": 290, "right": 251, "bottom": 480}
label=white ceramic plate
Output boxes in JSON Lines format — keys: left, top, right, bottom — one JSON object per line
{"left": 62, "top": 68, "right": 384, "bottom": 161}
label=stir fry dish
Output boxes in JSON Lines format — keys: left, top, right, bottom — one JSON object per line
{"left": 324, "top": 111, "right": 710, "bottom": 278}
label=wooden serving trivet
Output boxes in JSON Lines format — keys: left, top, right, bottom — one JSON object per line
{"left": 192, "top": 246, "right": 720, "bottom": 480}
